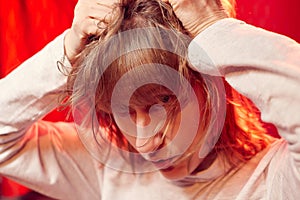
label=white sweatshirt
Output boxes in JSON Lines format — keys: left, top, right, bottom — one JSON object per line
{"left": 0, "top": 18, "right": 299, "bottom": 200}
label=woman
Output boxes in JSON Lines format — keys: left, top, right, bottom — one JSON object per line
{"left": 0, "top": 0, "right": 299, "bottom": 199}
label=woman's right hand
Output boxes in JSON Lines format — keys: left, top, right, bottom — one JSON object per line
{"left": 64, "top": 0, "right": 118, "bottom": 63}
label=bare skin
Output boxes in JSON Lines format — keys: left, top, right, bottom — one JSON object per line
{"left": 64, "top": 0, "right": 118, "bottom": 63}
{"left": 163, "top": 0, "right": 228, "bottom": 37}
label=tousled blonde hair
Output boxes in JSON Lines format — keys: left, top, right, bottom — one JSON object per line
{"left": 64, "top": 0, "right": 273, "bottom": 167}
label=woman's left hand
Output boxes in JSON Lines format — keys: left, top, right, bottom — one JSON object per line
{"left": 162, "top": 0, "right": 228, "bottom": 37}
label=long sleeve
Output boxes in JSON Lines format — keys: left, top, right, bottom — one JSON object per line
{"left": 0, "top": 32, "right": 100, "bottom": 199}
{"left": 188, "top": 18, "right": 300, "bottom": 198}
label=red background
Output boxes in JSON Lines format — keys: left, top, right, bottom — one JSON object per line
{"left": 0, "top": 0, "right": 299, "bottom": 198}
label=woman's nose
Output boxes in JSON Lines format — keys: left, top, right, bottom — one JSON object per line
{"left": 135, "top": 109, "right": 151, "bottom": 127}
{"left": 134, "top": 110, "right": 162, "bottom": 153}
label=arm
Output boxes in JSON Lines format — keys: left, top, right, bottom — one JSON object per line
{"left": 0, "top": 32, "right": 100, "bottom": 199}
{"left": 188, "top": 17, "right": 300, "bottom": 199}
{"left": 188, "top": 18, "right": 300, "bottom": 167}
{"left": 0, "top": 32, "right": 68, "bottom": 140}
{"left": 0, "top": 0, "right": 117, "bottom": 141}
{"left": 166, "top": 0, "right": 299, "bottom": 196}
{"left": 0, "top": 0, "right": 118, "bottom": 198}
{"left": 165, "top": 1, "right": 300, "bottom": 140}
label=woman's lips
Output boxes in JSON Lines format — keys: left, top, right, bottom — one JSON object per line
{"left": 150, "top": 156, "right": 179, "bottom": 169}
{"left": 152, "top": 159, "right": 172, "bottom": 169}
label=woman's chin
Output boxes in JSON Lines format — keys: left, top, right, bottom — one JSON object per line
{"left": 157, "top": 155, "right": 204, "bottom": 180}
{"left": 158, "top": 165, "right": 188, "bottom": 180}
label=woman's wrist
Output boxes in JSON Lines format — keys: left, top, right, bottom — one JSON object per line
{"left": 188, "top": 11, "right": 228, "bottom": 37}
{"left": 64, "top": 28, "right": 89, "bottom": 64}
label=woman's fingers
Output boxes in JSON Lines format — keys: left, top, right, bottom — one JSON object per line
{"left": 162, "top": 0, "right": 227, "bottom": 37}
{"left": 64, "top": 0, "right": 119, "bottom": 63}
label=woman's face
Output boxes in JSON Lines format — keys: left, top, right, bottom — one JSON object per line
{"left": 112, "top": 81, "right": 208, "bottom": 180}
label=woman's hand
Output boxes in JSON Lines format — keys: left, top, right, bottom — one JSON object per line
{"left": 64, "top": 0, "right": 118, "bottom": 63}
{"left": 163, "top": 0, "right": 228, "bottom": 37}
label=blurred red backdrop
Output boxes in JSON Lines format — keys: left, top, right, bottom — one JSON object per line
{"left": 0, "top": 0, "right": 77, "bottom": 197}
{"left": 0, "top": 0, "right": 299, "bottom": 198}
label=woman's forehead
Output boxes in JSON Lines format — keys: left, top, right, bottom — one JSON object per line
{"left": 114, "top": 83, "right": 174, "bottom": 102}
